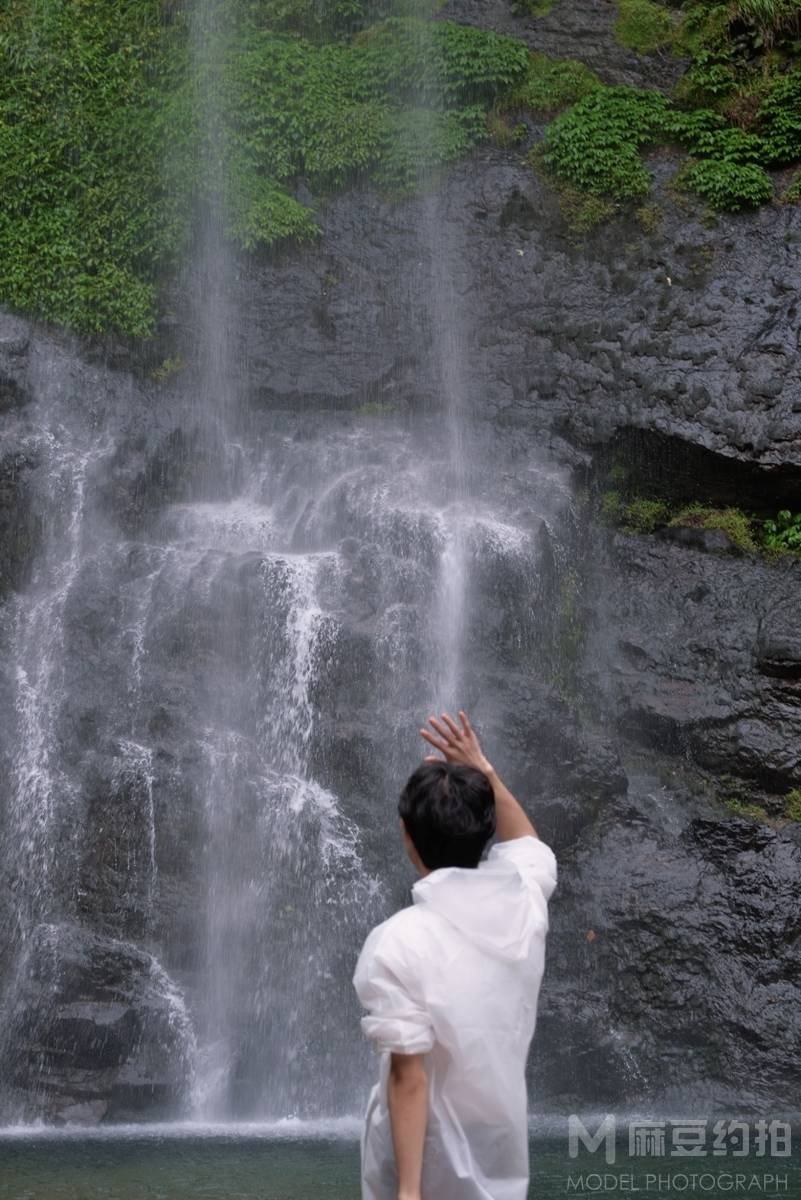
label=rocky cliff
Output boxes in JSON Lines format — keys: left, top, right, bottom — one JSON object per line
{"left": 0, "top": 0, "right": 799, "bottom": 1122}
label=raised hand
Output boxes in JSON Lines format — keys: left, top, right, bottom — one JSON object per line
{"left": 419, "top": 710, "right": 493, "bottom": 776}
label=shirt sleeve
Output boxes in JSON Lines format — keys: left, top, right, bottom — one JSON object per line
{"left": 353, "top": 924, "right": 435, "bottom": 1056}
{"left": 487, "top": 835, "right": 558, "bottom": 904}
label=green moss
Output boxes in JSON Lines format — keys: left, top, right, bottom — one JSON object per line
{"left": 150, "top": 356, "right": 187, "bottom": 384}
{"left": 669, "top": 505, "right": 758, "bottom": 552}
{"left": 600, "top": 490, "right": 626, "bottom": 525}
{"left": 623, "top": 498, "right": 671, "bottom": 533}
{"left": 601, "top": 492, "right": 801, "bottom": 560}
{"left": 509, "top": 52, "right": 602, "bottom": 114}
{"left": 785, "top": 789, "right": 801, "bottom": 821}
{"left": 487, "top": 110, "right": 527, "bottom": 147}
{"left": 635, "top": 202, "right": 663, "bottom": 233}
{"left": 599, "top": 491, "right": 669, "bottom": 532}
{"left": 514, "top": 0, "right": 558, "bottom": 14}
{"left": 780, "top": 169, "right": 801, "bottom": 203}
{"left": 614, "top": 0, "right": 674, "bottom": 54}
{"left": 553, "top": 566, "right": 586, "bottom": 696}
{"left": 723, "top": 795, "right": 771, "bottom": 821}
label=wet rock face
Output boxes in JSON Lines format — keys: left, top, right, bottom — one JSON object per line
{"left": 535, "top": 792, "right": 801, "bottom": 1112}
{"left": 0, "top": 924, "right": 194, "bottom": 1124}
{"left": 215, "top": 149, "right": 801, "bottom": 475}
{"left": 585, "top": 534, "right": 801, "bottom": 792}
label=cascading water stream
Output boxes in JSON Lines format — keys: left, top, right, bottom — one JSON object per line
{"left": 0, "top": 3, "right": 574, "bottom": 1126}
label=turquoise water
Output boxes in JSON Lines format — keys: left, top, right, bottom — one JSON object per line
{"left": 1, "top": 1123, "right": 799, "bottom": 1200}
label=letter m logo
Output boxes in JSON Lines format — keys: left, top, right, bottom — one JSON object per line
{"left": 568, "top": 1114, "right": 616, "bottom": 1164}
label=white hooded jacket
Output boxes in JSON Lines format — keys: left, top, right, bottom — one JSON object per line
{"left": 353, "top": 834, "right": 558, "bottom": 1200}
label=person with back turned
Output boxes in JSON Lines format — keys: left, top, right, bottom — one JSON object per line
{"left": 353, "top": 710, "right": 558, "bottom": 1200}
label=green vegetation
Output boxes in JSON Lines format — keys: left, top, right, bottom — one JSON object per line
{"left": 3, "top": 0, "right": 801, "bottom": 333}
{"left": 614, "top": 0, "right": 674, "bottom": 54}
{"left": 720, "top": 785, "right": 801, "bottom": 825}
{"left": 600, "top": 490, "right": 671, "bottom": 533}
{"left": 523, "top": 0, "right": 801, "bottom": 220}
{"left": 780, "top": 169, "right": 801, "bottom": 202}
{"left": 512, "top": 0, "right": 558, "bottom": 15}
{"left": 635, "top": 202, "right": 664, "bottom": 233}
{"left": 785, "top": 789, "right": 801, "bottom": 821}
{"left": 540, "top": 88, "right": 672, "bottom": 201}
{"left": 723, "top": 794, "right": 771, "bottom": 820}
{"left": 487, "top": 110, "right": 527, "bottom": 147}
{"left": 668, "top": 504, "right": 759, "bottom": 552}
{"left": 0, "top": 0, "right": 182, "bottom": 335}
{"left": 0, "top": 1, "right": 528, "bottom": 334}
{"left": 600, "top": 486, "right": 801, "bottom": 559}
{"left": 763, "top": 510, "right": 801, "bottom": 553}
{"left": 508, "top": 53, "right": 601, "bottom": 114}
{"left": 150, "top": 356, "right": 187, "bottom": 383}
{"left": 534, "top": 79, "right": 800, "bottom": 210}
{"left": 624, "top": 497, "right": 672, "bottom": 533}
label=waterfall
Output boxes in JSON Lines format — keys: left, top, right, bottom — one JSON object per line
{"left": 0, "top": 3, "right": 573, "bottom": 1125}
{"left": 6, "top": 426, "right": 110, "bottom": 947}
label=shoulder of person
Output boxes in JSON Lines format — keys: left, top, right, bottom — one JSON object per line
{"left": 355, "top": 905, "right": 431, "bottom": 973}
{"left": 484, "top": 835, "right": 558, "bottom": 896}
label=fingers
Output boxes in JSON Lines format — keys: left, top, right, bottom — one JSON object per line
{"left": 459, "top": 710, "right": 474, "bottom": 737}
{"left": 440, "top": 712, "right": 461, "bottom": 739}
{"left": 427, "top": 715, "right": 453, "bottom": 743}
{"left": 420, "top": 727, "right": 449, "bottom": 753}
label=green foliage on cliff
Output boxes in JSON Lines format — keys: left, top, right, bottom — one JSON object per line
{"left": 0, "top": 0, "right": 181, "bottom": 335}
{"left": 676, "top": 157, "right": 773, "bottom": 208}
{"left": 536, "top": 69, "right": 801, "bottom": 211}
{"left": 2, "top": 0, "right": 800, "bottom": 333}
{"left": 614, "top": 0, "right": 674, "bottom": 53}
{"left": 669, "top": 504, "right": 759, "bottom": 551}
{"left": 508, "top": 53, "right": 602, "bottom": 114}
{"left": 525, "top": 0, "right": 801, "bottom": 218}
{"left": 600, "top": 487, "right": 801, "bottom": 558}
{"left": 763, "top": 510, "right": 801, "bottom": 553}
{"left": 0, "top": 1, "right": 527, "bottom": 334}
{"left": 541, "top": 88, "right": 672, "bottom": 200}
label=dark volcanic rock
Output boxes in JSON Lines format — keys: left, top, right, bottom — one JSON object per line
{"left": 534, "top": 789, "right": 801, "bottom": 1112}
{"left": 0, "top": 923, "right": 194, "bottom": 1124}
{"left": 585, "top": 532, "right": 801, "bottom": 791}
{"left": 201, "top": 151, "right": 801, "bottom": 477}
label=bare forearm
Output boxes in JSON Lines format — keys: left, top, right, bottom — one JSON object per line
{"left": 388, "top": 1054, "right": 428, "bottom": 1200}
{"left": 486, "top": 765, "right": 538, "bottom": 842}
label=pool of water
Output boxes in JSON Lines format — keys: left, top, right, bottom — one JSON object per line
{"left": 1, "top": 1120, "right": 799, "bottom": 1200}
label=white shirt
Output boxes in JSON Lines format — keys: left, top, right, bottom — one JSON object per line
{"left": 353, "top": 835, "right": 558, "bottom": 1200}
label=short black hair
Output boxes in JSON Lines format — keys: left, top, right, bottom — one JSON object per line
{"left": 398, "top": 760, "right": 496, "bottom": 871}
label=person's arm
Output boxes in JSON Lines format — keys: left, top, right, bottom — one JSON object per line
{"left": 419, "top": 710, "right": 538, "bottom": 842}
{"left": 388, "top": 1052, "right": 428, "bottom": 1200}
